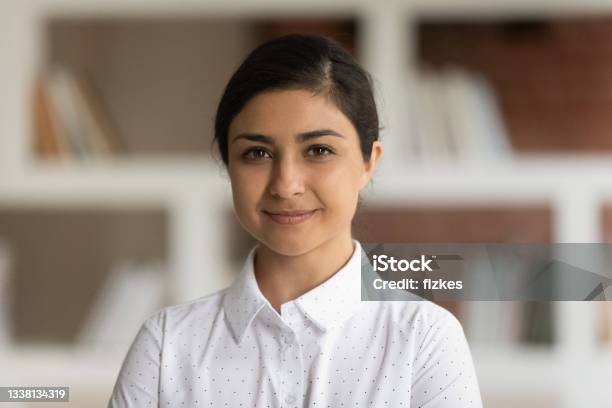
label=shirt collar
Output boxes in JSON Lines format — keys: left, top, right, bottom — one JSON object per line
{"left": 223, "top": 239, "right": 364, "bottom": 344}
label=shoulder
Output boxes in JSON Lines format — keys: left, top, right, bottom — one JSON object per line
{"left": 374, "top": 300, "right": 475, "bottom": 374}
{"left": 141, "top": 287, "right": 229, "bottom": 332}
{"left": 373, "top": 299, "right": 466, "bottom": 345}
{"left": 384, "top": 299, "right": 461, "bottom": 330}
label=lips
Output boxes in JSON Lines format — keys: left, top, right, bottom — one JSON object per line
{"left": 265, "top": 209, "right": 314, "bottom": 216}
{"left": 263, "top": 209, "right": 318, "bottom": 225}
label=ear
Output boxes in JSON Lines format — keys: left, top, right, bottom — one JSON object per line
{"left": 359, "top": 141, "right": 383, "bottom": 190}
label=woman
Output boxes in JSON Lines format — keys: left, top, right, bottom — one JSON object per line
{"left": 109, "top": 33, "right": 483, "bottom": 407}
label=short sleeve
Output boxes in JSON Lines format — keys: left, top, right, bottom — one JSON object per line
{"left": 410, "top": 312, "right": 483, "bottom": 408}
{"left": 107, "top": 314, "right": 162, "bottom": 408}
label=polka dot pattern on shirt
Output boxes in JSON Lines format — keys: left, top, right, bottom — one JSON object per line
{"left": 108, "top": 239, "right": 483, "bottom": 407}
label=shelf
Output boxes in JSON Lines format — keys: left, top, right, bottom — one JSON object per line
{"left": 31, "top": 14, "right": 358, "bottom": 163}
{"left": 416, "top": 15, "right": 612, "bottom": 163}
{"left": 0, "top": 344, "right": 125, "bottom": 382}
{"left": 26, "top": 0, "right": 612, "bottom": 18}
{"left": 0, "top": 207, "right": 168, "bottom": 345}
{"left": 2, "top": 154, "right": 612, "bottom": 204}
{"left": 4, "top": 3, "right": 612, "bottom": 407}
{"left": 354, "top": 207, "right": 555, "bottom": 346}
{"left": 0, "top": 345, "right": 123, "bottom": 407}
{"left": 410, "top": 0, "right": 612, "bottom": 18}
{"left": 0, "top": 158, "right": 232, "bottom": 206}
{"left": 371, "top": 155, "right": 612, "bottom": 205}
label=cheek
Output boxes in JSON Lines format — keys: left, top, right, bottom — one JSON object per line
{"left": 315, "top": 160, "right": 362, "bottom": 213}
{"left": 229, "top": 168, "right": 267, "bottom": 222}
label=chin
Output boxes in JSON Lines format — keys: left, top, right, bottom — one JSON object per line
{"left": 260, "top": 234, "right": 317, "bottom": 257}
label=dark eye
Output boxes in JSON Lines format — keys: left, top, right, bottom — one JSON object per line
{"left": 308, "top": 145, "right": 335, "bottom": 157}
{"left": 242, "top": 148, "right": 271, "bottom": 161}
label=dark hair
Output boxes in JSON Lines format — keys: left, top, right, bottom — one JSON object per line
{"left": 213, "top": 33, "right": 380, "bottom": 167}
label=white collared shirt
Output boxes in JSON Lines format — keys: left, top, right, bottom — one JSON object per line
{"left": 108, "top": 239, "right": 483, "bottom": 407}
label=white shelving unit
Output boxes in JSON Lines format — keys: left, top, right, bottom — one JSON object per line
{"left": 2, "top": 1, "right": 612, "bottom": 407}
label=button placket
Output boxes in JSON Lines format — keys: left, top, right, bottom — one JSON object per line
{"left": 279, "top": 329, "right": 302, "bottom": 407}
{"left": 279, "top": 301, "right": 312, "bottom": 407}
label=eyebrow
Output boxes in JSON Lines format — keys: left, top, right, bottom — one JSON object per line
{"left": 231, "top": 129, "right": 345, "bottom": 145}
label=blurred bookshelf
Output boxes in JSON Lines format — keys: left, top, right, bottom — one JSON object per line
{"left": 0, "top": 208, "right": 168, "bottom": 344}
{"left": 2, "top": 2, "right": 612, "bottom": 408}
{"left": 30, "top": 16, "right": 358, "bottom": 162}
{"left": 353, "top": 206, "right": 555, "bottom": 346}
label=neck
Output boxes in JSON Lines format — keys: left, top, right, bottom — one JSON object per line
{"left": 253, "top": 232, "right": 355, "bottom": 314}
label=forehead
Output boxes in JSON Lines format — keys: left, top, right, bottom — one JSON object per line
{"left": 228, "top": 89, "right": 357, "bottom": 141}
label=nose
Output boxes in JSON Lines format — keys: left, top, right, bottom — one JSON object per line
{"left": 267, "top": 154, "right": 305, "bottom": 199}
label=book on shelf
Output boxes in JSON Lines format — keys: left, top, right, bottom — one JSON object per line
{"left": 412, "top": 70, "right": 451, "bottom": 161}
{"left": 0, "top": 239, "right": 12, "bottom": 345}
{"left": 406, "top": 66, "right": 512, "bottom": 164}
{"left": 32, "top": 65, "right": 123, "bottom": 161}
{"left": 522, "top": 301, "right": 554, "bottom": 344}
{"left": 76, "top": 259, "right": 165, "bottom": 354}
{"left": 32, "top": 78, "right": 63, "bottom": 159}
{"left": 461, "top": 253, "right": 553, "bottom": 345}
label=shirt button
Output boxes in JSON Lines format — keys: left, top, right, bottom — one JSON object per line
{"left": 282, "top": 331, "right": 294, "bottom": 344}
{"left": 285, "top": 394, "right": 296, "bottom": 404}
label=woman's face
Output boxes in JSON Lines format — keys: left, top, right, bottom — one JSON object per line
{"left": 227, "top": 89, "right": 382, "bottom": 256}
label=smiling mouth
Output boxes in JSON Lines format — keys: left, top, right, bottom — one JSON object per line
{"left": 263, "top": 209, "right": 318, "bottom": 225}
